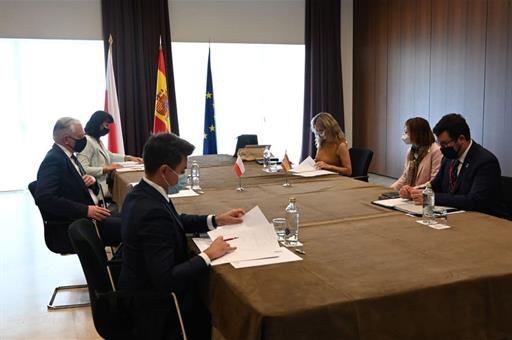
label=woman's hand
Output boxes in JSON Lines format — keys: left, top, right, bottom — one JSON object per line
{"left": 399, "top": 185, "right": 413, "bottom": 199}
{"left": 125, "top": 155, "right": 143, "bottom": 163}
{"left": 315, "top": 161, "right": 330, "bottom": 170}
{"left": 103, "top": 163, "right": 122, "bottom": 173}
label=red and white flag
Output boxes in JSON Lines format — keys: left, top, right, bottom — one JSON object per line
{"left": 233, "top": 155, "right": 245, "bottom": 177}
{"left": 105, "top": 35, "right": 125, "bottom": 154}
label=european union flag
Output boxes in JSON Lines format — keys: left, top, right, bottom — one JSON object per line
{"left": 203, "top": 48, "right": 217, "bottom": 154}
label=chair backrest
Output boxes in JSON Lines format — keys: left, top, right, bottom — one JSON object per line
{"left": 234, "top": 134, "right": 258, "bottom": 156}
{"left": 499, "top": 176, "right": 512, "bottom": 220}
{"left": 28, "top": 181, "right": 75, "bottom": 254}
{"left": 68, "top": 219, "right": 126, "bottom": 338}
{"left": 349, "top": 147, "right": 374, "bottom": 178}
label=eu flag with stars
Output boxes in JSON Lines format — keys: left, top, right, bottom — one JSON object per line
{"left": 203, "top": 48, "right": 217, "bottom": 154}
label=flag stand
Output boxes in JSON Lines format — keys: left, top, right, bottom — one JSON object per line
{"left": 282, "top": 173, "right": 292, "bottom": 187}
{"left": 236, "top": 176, "right": 245, "bottom": 192}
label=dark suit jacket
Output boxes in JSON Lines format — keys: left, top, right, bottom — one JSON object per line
{"left": 35, "top": 144, "right": 94, "bottom": 221}
{"left": 431, "top": 141, "right": 501, "bottom": 214}
{"left": 119, "top": 179, "right": 210, "bottom": 295}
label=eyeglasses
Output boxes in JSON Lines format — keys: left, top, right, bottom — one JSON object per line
{"left": 436, "top": 138, "right": 456, "bottom": 148}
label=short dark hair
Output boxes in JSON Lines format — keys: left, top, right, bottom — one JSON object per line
{"left": 405, "top": 117, "right": 435, "bottom": 146}
{"left": 433, "top": 113, "right": 471, "bottom": 141}
{"left": 143, "top": 133, "right": 195, "bottom": 175}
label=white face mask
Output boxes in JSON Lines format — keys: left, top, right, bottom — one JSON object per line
{"left": 401, "top": 133, "right": 411, "bottom": 145}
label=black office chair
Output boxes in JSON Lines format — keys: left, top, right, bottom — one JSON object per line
{"left": 349, "top": 148, "right": 374, "bottom": 182}
{"left": 28, "top": 180, "right": 89, "bottom": 310}
{"left": 68, "top": 219, "right": 187, "bottom": 340}
{"left": 234, "top": 134, "right": 258, "bottom": 156}
{"left": 498, "top": 176, "right": 512, "bottom": 220}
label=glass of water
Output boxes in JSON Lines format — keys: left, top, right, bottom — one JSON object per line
{"left": 269, "top": 159, "right": 278, "bottom": 173}
{"left": 272, "top": 218, "right": 286, "bottom": 242}
{"left": 433, "top": 207, "right": 448, "bottom": 225}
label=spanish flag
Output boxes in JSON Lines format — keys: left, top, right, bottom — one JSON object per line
{"left": 153, "top": 39, "right": 171, "bottom": 133}
{"left": 281, "top": 151, "right": 292, "bottom": 172}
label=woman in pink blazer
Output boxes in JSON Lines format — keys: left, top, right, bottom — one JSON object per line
{"left": 391, "top": 117, "right": 442, "bottom": 199}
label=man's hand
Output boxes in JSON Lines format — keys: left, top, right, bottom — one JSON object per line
{"left": 215, "top": 208, "right": 245, "bottom": 226}
{"left": 103, "top": 163, "right": 123, "bottom": 173}
{"left": 410, "top": 189, "right": 424, "bottom": 205}
{"left": 82, "top": 175, "right": 96, "bottom": 187}
{"left": 204, "top": 236, "right": 237, "bottom": 260}
{"left": 87, "top": 205, "right": 111, "bottom": 221}
{"left": 125, "top": 155, "right": 143, "bottom": 163}
{"left": 315, "top": 161, "right": 329, "bottom": 170}
{"left": 399, "top": 185, "right": 413, "bottom": 199}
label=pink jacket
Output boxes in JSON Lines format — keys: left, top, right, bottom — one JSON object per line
{"left": 391, "top": 143, "right": 442, "bottom": 190}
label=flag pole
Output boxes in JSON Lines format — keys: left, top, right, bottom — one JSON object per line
{"left": 282, "top": 174, "right": 291, "bottom": 187}
{"left": 236, "top": 175, "right": 245, "bottom": 192}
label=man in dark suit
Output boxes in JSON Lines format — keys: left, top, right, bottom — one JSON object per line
{"left": 34, "top": 117, "right": 121, "bottom": 246}
{"left": 412, "top": 113, "right": 501, "bottom": 215}
{"left": 119, "top": 133, "right": 244, "bottom": 339}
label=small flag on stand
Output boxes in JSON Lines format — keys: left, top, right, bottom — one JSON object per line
{"left": 233, "top": 155, "right": 245, "bottom": 177}
{"left": 281, "top": 152, "right": 292, "bottom": 172}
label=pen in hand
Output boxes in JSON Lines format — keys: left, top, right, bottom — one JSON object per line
{"left": 223, "top": 237, "right": 239, "bottom": 242}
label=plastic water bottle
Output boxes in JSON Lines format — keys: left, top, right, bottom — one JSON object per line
{"left": 190, "top": 160, "right": 201, "bottom": 190}
{"left": 422, "top": 183, "right": 435, "bottom": 224}
{"left": 263, "top": 146, "right": 271, "bottom": 169}
{"left": 284, "top": 197, "right": 299, "bottom": 246}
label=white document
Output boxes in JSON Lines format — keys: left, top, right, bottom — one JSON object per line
{"left": 373, "top": 198, "right": 457, "bottom": 216}
{"left": 116, "top": 166, "right": 144, "bottom": 173}
{"left": 113, "top": 161, "right": 143, "bottom": 168}
{"left": 289, "top": 156, "right": 336, "bottom": 177}
{"left": 168, "top": 188, "right": 199, "bottom": 198}
{"left": 198, "top": 206, "right": 282, "bottom": 265}
{"left": 231, "top": 247, "right": 303, "bottom": 269}
{"left": 416, "top": 220, "right": 451, "bottom": 230}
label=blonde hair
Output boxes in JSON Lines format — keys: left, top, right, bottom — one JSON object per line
{"left": 311, "top": 112, "right": 346, "bottom": 148}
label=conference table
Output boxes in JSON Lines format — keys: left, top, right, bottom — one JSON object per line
{"left": 112, "top": 155, "right": 512, "bottom": 340}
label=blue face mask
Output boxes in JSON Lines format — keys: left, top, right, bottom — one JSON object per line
{"left": 168, "top": 173, "right": 188, "bottom": 194}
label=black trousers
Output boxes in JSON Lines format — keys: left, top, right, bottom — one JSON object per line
{"left": 97, "top": 213, "right": 122, "bottom": 247}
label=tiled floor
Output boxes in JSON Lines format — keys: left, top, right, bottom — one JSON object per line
{"left": 0, "top": 173, "right": 396, "bottom": 339}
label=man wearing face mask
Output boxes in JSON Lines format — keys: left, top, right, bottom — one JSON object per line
{"left": 33, "top": 117, "right": 121, "bottom": 246}
{"left": 119, "top": 133, "right": 245, "bottom": 339}
{"left": 78, "top": 110, "right": 142, "bottom": 199}
{"left": 411, "top": 113, "right": 501, "bottom": 215}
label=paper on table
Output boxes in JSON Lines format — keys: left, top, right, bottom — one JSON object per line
{"left": 113, "top": 161, "right": 142, "bottom": 168}
{"left": 372, "top": 198, "right": 410, "bottom": 208}
{"left": 231, "top": 247, "right": 303, "bottom": 269}
{"left": 192, "top": 235, "right": 279, "bottom": 266}
{"left": 416, "top": 220, "right": 451, "bottom": 229}
{"left": 168, "top": 188, "right": 199, "bottom": 198}
{"left": 116, "top": 166, "right": 144, "bottom": 173}
{"left": 373, "top": 198, "right": 456, "bottom": 216}
{"left": 289, "top": 156, "right": 336, "bottom": 177}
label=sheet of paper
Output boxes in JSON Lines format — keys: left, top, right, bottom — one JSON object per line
{"left": 192, "top": 237, "right": 279, "bottom": 266}
{"left": 372, "top": 198, "right": 411, "bottom": 208}
{"left": 113, "top": 161, "right": 142, "bottom": 168}
{"left": 288, "top": 156, "right": 336, "bottom": 177}
{"left": 416, "top": 220, "right": 451, "bottom": 229}
{"left": 168, "top": 188, "right": 199, "bottom": 198}
{"left": 231, "top": 247, "right": 303, "bottom": 269}
{"left": 116, "top": 167, "right": 144, "bottom": 173}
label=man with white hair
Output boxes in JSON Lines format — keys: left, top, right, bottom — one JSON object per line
{"left": 34, "top": 117, "right": 121, "bottom": 246}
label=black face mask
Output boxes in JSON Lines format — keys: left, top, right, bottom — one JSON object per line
{"left": 99, "top": 127, "right": 110, "bottom": 137}
{"left": 72, "top": 137, "right": 87, "bottom": 152}
{"left": 440, "top": 146, "right": 459, "bottom": 159}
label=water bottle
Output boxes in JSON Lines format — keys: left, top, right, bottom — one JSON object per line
{"left": 263, "top": 146, "right": 271, "bottom": 169}
{"left": 422, "top": 183, "right": 435, "bottom": 224}
{"left": 284, "top": 197, "right": 299, "bottom": 246}
{"left": 190, "top": 160, "right": 201, "bottom": 190}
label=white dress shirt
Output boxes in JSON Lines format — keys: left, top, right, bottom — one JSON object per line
{"left": 456, "top": 139, "right": 473, "bottom": 175}
{"left": 142, "top": 176, "right": 214, "bottom": 266}
{"left": 57, "top": 143, "right": 99, "bottom": 205}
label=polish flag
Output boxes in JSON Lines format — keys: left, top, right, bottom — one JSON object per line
{"left": 105, "top": 34, "right": 125, "bottom": 154}
{"left": 233, "top": 155, "right": 245, "bottom": 177}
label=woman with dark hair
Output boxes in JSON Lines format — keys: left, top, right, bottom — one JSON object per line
{"left": 77, "top": 110, "right": 142, "bottom": 198}
{"left": 391, "top": 117, "right": 442, "bottom": 199}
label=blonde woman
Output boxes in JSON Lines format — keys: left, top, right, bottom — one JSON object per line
{"left": 311, "top": 112, "right": 352, "bottom": 176}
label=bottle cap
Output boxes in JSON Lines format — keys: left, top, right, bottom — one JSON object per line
{"left": 289, "top": 197, "right": 296, "bottom": 203}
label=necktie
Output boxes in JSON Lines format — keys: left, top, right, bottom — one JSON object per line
{"left": 449, "top": 159, "right": 460, "bottom": 192}
{"left": 71, "top": 154, "right": 100, "bottom": 195}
